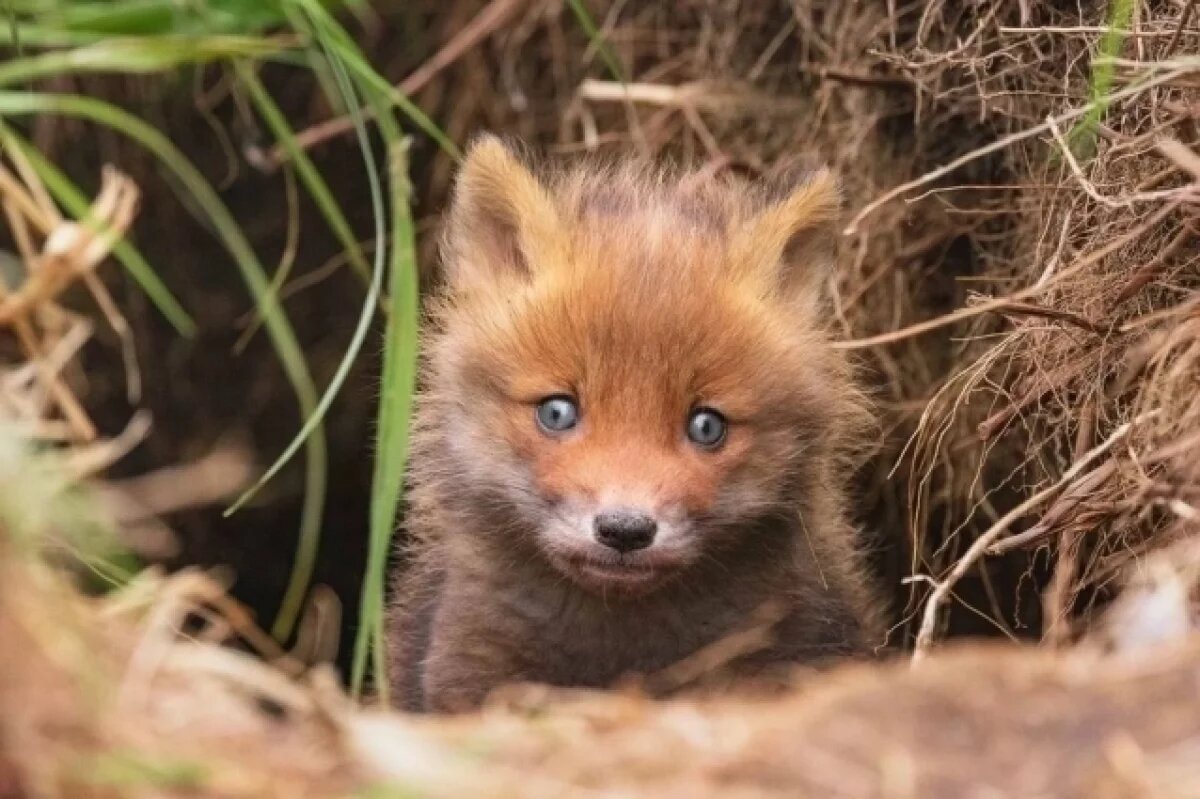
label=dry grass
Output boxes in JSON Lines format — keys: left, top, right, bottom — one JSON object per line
{"left": 884, "top": 0, "right": 1200, "bottom": 648}
{"left": 0, "top": 152, "right": 139, "bottom": 444}
{"left": 2, "top": 518, "right": 1199, "bottom": 797}
{"left": 2, "top": 0, "right": 1200, "bottom": 795}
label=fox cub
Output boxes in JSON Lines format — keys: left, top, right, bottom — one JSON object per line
{"left": 387, "top": 136, "right": 880, "bottom": 713}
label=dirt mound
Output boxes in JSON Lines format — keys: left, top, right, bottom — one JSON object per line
{"left": 3, "top": 523, "right": 1198, "bottom": 797}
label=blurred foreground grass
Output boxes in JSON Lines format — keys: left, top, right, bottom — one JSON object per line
{"left": 0, "top": 0, "right": 433, "bottom": 695}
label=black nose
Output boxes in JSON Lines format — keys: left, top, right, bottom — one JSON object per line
{"left": 593, "top": 510, "right": 657, "bottom": 553}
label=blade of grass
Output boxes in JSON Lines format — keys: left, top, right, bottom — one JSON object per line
{"left": 11, "top": 0, "right": 292, "bottom": 36}
{"left": 340, "top": 53, "right": 459, "bottom": 161}
{"left": 0, "top": 35, "right": 289, "bottom": 86}
{"left": 364, "top": 106, "right": 416, "bottom": 706}
{"left": 360, "top": 128, "right": 414, "bottom": 703}
{"left": 225, "top": 0, "right": 393, "bottom": 639}
{"left": 281, "top": 0, "right": 420, "bottom": 699}
{"left": 0, "top": 89, "right": 328, "bottom": 643}
{"left": 282, "top": 0, "right": 459, "bottom": 160}
{"left": 352, "top": 137, "right": 417, "bottom": 702}
{"left": 1067, "top": 0, "right": 1136, "bottom": 158}
{"left": 0, "top": 23, "right": 111, "bottom": 47}
{"left": 3, "top": 1, "right": 19, "bottom": 53}
{"left": 566, "top": 0, "right": 625, "bottom": 82}
{"left": 29, "top": 0, "right": 190, "bottom": 35}
{"left": 300, "top": 35, "right": 350, "bottom": 121}
{"left": 0, "top": 124, "right": 196, "bottom": 336}
{"left": 1, "top": 0, "right": 350, "bottom": 43}
{"left": 233, "top": 59, "right": 371, "bottom": 285}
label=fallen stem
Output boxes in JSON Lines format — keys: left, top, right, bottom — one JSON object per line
{"left": 912, "top": 411, "right": 1157, "bottom": 662}
{"left": 843, "top": 64, "right": 1195, "bottom": 236}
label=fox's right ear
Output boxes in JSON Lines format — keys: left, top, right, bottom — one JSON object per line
{"left": 729, "top": 168, "right": 841, "bottom": 314}
{"left": 443, "top": 135, "right": 563, "bottom": 288}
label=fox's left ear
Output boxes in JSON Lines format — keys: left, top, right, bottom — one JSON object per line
{"left": 731, "top": 168, "right": 840, "bottom": 312}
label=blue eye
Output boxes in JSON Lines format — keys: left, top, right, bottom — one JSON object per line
{"left": 536, "top": 396, "right": 579, "bottom": 433}
{"left": 687, "top": 408, "right": 726, "bottom": 448}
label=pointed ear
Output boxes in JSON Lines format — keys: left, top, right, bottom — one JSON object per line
{"left": 442, "top": 135, "right": 563, "bottom": 288}
{"left": 730, "top": 168, "right": 840, "bottom": 311}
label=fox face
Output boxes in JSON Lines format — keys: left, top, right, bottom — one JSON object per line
{"left": 420, "top": 136, "right": 862, "bottom": 597}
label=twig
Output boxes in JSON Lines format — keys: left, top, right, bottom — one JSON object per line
{"left": 843, "top": 65, "right": 1195, "bottom": 236}
{"left": 643, "top": 600, "right": 789, "bottom": 693}
{"left": 997, "top": 26, "right": 1188, "bottom": 38}
{"left": 1165, "top": 0, "right": 1198, "bottom": 57}
{"left": 0, "top": 163, "right": 54, "bottom": 233}
{"left": 802, "top": 66, "right": 913, "bottom": 88}
{"left": 1041, "top": 398, "right": 1099, "bottom": 647}
{"left": 263, "top": 0, "right": 528, "bottom": 170}
{"left": 1156, "top": 137, "right": 1200, "bottom": 181}
{"left": 988, "top": 459, "right": 1120, "bottom": 556}
{"left": 579, "top": 79, "right": 809, "bottom": 113}
{"left": 912, "top": 412, "right": 1155, "bottom": 662}
{"left": 581, "top": 79, "right": 701, "bottom": 105}
{"left": 1047, "top": 115, "right": 1128, "bottom": 209}
{"left": 61, "top": 410, "right": 152, "bottom": 480}
{"left": 977, "top": 358, "right": 1093, "bottom": 442}
{"left": 100, "top": 442, "right": 254, "bottom": 520}
{"left": 81, "top": 271, "right": 141, "bottom": 404}
{"left": 13, "top": 319, "right": 96, "bottom": 441}
{"left": 748, "top": 17, "right": 796, "bottom": 81}
{"left": 993, "top": 300, "right": 1104, "bottom": 334}
{"left": 1112, "top": 223, "right": 1195, "bottom": 305}
{"left": 834, "top": 201, "right": 1179, "bottom": 350}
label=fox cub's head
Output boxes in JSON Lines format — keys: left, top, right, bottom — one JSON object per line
{"left": 422, "top": 135, "right": 865, "bottom": 596}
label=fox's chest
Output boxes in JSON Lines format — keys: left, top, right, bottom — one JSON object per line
{"left": 514, "top": 591, "right": 753, "bottom": 687}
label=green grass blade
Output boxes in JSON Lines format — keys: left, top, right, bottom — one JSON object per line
{"left": 342, "top": 54, "right": 460, "bottom": 161}
{"left": 279, "top": 0, "right": 421, "bottom": 700}
{"left": 358, "top": 98, "right": 413, "bottom": 705}
{"left": 0, "top": 23, "right": 110, "bottom": 47}
{"left": 282, "top": 0, "right": 460, "bottom": 160}
{"left": 8, "top": 0, "right": 294, "bottom": 36}
{"left": 233, "top": 60, "right": 371, "bottom": 285}
{"left": 0, "top": 124, "right": 196, "bottom": 336}
{"left": 225, "top": 0, "right": 393, "bottom": 640}
{"left": 566, "top": 0, "right": 625, "bottom": 83}
{"left": 29, "top": 0, "right": 185, "bottom": 35}
{"left": 1, "top": 0, "right": 352, "bottom": 43}
{"left": 352, "top": 138, "right": 417, "bottom": 702}
{"left": 0, "top": 89, "right": 328, "bottom": 643}
{"left": 1068, "top": 0, "right": 1136, "bottom": 158}
{"left": 0, "top": 35, "right": 288, "bottom": 85}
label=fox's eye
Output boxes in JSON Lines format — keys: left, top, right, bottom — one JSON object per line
{"left": 687, "top": 408, "right": 727, "bottom": 448}
{"left": 536, "top": 396, "right": 579, "bottom": 433}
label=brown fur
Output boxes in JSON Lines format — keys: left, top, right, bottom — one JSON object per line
{"left": 386, "top": 135, "right": 882, "bottom": 713}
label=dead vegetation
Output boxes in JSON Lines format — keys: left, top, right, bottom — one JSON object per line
{"left": 1, "top": 0, "right": 1199, "bottom": 795}
{"left": 0, "top": 153, "right": 138, "bottom": 443}
{"left": 0, "top": 151, "right": 252, "bottom": 560}
{"left": 2, "top": 508, "right": 1199, "bottom": 797}
{"left": 881, "top": 0, "right": 1200, "bottom": 648}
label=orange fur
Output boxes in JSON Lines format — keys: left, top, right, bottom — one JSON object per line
{"left": 387, "top": 135, "right": 881, "bottom": 713}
